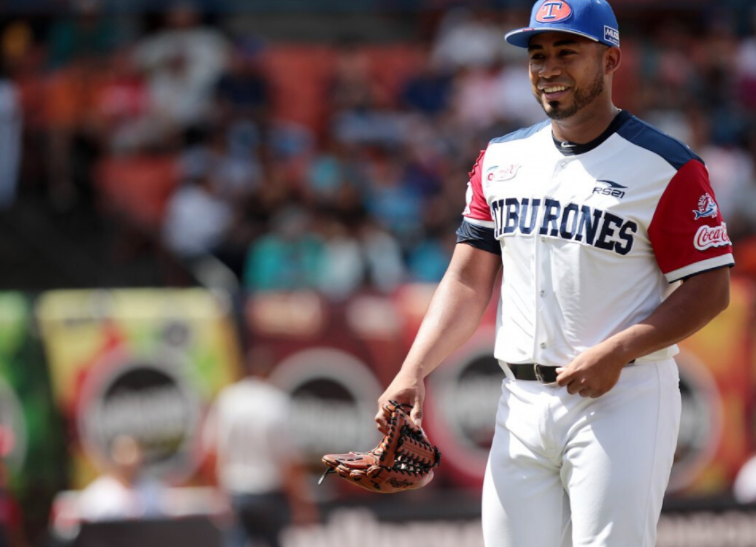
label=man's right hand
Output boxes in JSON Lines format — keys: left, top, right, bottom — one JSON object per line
{"left": 372, "top": 244, "right": 500, "bottom": 435}
{"left": 374, "top": 370, "right": 426, "bottom": 434}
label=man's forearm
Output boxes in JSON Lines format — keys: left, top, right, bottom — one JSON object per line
{"left": 605, "top": 267, "right": 731, "bottom": 362}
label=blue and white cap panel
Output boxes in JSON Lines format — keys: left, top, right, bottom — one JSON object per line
{"left": 505, "top": 0, "right": 620, "bottom": 49}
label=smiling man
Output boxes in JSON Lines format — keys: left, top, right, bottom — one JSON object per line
{"left": 530, "top": 35, "right": 609, "bottom": 120}
{"left": 375, "top": 1, "right": 734, "bottom": 546}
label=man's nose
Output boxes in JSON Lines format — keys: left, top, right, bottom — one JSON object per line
{"left": 539, "top": 56, "right": 563, "bottom": 79}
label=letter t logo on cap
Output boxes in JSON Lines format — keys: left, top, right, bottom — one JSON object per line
{"left": 535, "top": 1, "right": 573, "bottom": 23}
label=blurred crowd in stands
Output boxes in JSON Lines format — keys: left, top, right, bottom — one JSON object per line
{"left": 2, "top": 0, "right": 756, "bottom": 294}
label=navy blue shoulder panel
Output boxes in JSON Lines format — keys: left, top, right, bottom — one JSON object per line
{"left": 456, "top": 220, "right": 501, "bottom": 256}
{"left": 616, "top": 115, "right": 704, "bottom": 170}
{"left": 489, "top": 119, "right": 550, "bottom": 145}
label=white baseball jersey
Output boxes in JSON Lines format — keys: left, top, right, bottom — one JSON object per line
{"left": 458, "top": 111, "right": 734, "bottom": 367}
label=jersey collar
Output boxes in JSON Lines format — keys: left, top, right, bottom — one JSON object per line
{"left": 552, "top": 110, "right": 632, "bottom": 156}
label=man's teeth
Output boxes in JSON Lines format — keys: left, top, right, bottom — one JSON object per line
{"left": 544, "top": 86, "right": 568, "bottom": 93}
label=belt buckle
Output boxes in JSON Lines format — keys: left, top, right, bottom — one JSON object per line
{"left": 533, "top": 364, "right": 557, "bottom": 386}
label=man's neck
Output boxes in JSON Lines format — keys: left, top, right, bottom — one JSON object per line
{"left": 551, "top": 103, "right": 621, "bottom": 144}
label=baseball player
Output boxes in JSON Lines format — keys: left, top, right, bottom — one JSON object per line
{"left": 375, "top": 0, "right": 734, "bottom": 546}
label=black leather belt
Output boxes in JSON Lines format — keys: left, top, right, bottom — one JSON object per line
{"left": 507, "top": 361, "right": 636, "bottom": 384}
{"left": 508, "top": 363, "right": 559, "bottom": 384}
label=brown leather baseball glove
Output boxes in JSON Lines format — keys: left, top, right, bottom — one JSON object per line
{"left": 319, "top": 400, "right": 441, "bottom": 493}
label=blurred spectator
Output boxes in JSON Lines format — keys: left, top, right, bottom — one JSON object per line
{"left": 243, "top": 205, "right": 325, "bottom": 292}
{"left": 305, "top": 137, "right": 352, "bottom": 204}
{"left": 325, "top": 177, "right": 368, "bottom": 229}
{"left": 494, "top": 60, "right": 546, "bottom": 127}
{"left": 4, "top": 0, "right": 756, "bottom": 295}
{"left": 45, "top": 6, "right": 117, "bottom": 211}
{"left": 190, "top": 125, "right": 264, "bottom": 277}
{"left": 214, "top": 38, "right": 269, "bottom": 129}
{"left": 430, "top": 9, "right": 504, "bottom": 71}
{"left": 399, "top": 59, "right": 453, "bottom": 117}
{"left": 407, "top": 198, "right": 457, "bottom": 283}
{"left": 203, "top": 348, "right": 317, "bottom": 547}
{"left": 93, "top": 48, "right": 151, "bottom": 153}
{"left": 636, "top": 23, "right": 699, "bottom": 143}
{"left": 204, "top": 123, "right": 263, "bottom": 202}
{"left": 328, "top": 48, "right": 409, "bottom": 147}
{"left": 362, "top": 149, "right": 424, "bottom": 246}
{"left": 162, "top": 149, "right": 233, "bottom": 261}
{"left": 736, "top": 9, "right": 756, "bottom": 110}
{"left": 2, "top": 21, "right": 48, "bottom": 199}
{"left": 46, "top": 0, "right": 119, "bottom": 71}
{"left": 328, "top": 47, "right": 384, "bottom": 114}
{"left": 315, "top": 216, "right": 364, "bottom": 300}
{"left": 449, "top": 64, "right": 504, "bottom": 132}
{"left": 132, "top": 1, "right": 230, "bottom": 139}
{"left": 77, "top": 435, "right": 166, "bottom": 522}
{"left": 42, "top": 0, "right": 127, "bottom": 208}
{"left": 44, "top": 64, "right": 105, "bottom": 209}
{"left": 332, "top": 109, "right": 410, "bottom": 147}
{"left": 0, "top": 63, "right": 21, "bottom": 210}
{"left": 408, "top": 234, "right": 453, "bottom": 283}
{"left": 699, "top": 140, "right": 756, "bottom": 241}
{"left": 401, "top": 141, "right": 444, "bottom": 200}
{"left": 267, "top": 120, "right": 315, "bottom": 187}
{"left": 358, "top": 218, "right": 406, "bottom": 294}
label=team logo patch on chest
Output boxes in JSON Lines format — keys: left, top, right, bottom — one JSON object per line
{"left": 486, "top": 164, "right": 521, "bottom": 183}
{"left": 693, "top": 193, "right": 718, "bottom": 220}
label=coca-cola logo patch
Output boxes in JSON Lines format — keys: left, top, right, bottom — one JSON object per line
{"left": 694, "top": 223, "right": 731, "bottom": 251}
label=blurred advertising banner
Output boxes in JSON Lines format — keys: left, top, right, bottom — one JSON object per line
{"left": 281, "top": 500, "right": 756, "bottom": 547}
{"left": 0, "top": 292, "right": 64, "bottom": 536}
{"left": 71, "top": 516, "right": 221, "bottom": 547}
{"left": 35, "top": 289, "right": 243, "bottom": 488}
{"left": 248, "top": 275, "right": 756, "bottom": 499}
{"left": 671, "top": 275, "right": 756, "bottom": 497}
{"left": 245, "top": 289, "right": 405, "bottom": 492}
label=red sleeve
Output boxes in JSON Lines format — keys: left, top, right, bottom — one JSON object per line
{"left": 648, "top": 159, "right": 734, "bottom": 283}
{"left": 462, "top": 149, "right": 493, "bottom": 224}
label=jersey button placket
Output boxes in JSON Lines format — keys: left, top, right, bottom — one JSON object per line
{"left": 533, "top": 204, "right": 544, "bottom": 362}
{"left": 533, "top": 161, "right": 559, "bottom": 363}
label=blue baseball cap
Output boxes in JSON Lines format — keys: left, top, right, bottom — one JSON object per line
{"left": 505, "top": 0, "right": 620, "bottom": 49}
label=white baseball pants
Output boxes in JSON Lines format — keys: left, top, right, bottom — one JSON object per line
{"left": 482, "top": 359, "right": 681, "bottom": 547}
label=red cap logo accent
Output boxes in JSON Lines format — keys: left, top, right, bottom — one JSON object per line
{"left": 535, "top": 1, "right": 573, "bottom": 23}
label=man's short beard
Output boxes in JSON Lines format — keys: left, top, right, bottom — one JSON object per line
{"left": 535, "top": 68, "right": 604, "bottom": 120}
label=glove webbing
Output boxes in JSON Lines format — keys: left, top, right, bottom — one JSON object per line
{"left": 378, "top": 402, "right": 439, "bottom": 475}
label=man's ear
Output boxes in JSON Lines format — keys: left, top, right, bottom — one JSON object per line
{"left": 605, "top": 46, "right": 622, "bottom": 74}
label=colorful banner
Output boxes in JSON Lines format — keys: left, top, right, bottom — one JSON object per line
{"left": 36, "top": 289, "right": 243, "bottom": 489}
{"left": 0, "top": 292, "right": 64, "bottom": 540}
{"left": 248, "top": 276, "right": 756, "bottom": 499}
{"left": 673, "top": 276, "right": 756, "bottom": 496}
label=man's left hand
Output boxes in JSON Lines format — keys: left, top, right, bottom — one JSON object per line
{"left": 555, "top": 344, "right": 628, "bottom": 398}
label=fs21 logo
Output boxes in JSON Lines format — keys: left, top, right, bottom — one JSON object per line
{"left": 536, "top": 1, "right": 573, "bottom": 23}
{"left": 592, "top": 179, "right": 627, "bottom": 199}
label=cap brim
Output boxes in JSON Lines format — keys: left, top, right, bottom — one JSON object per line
{"left": 504, "top": 27, "right": 601, "bottom": 48}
